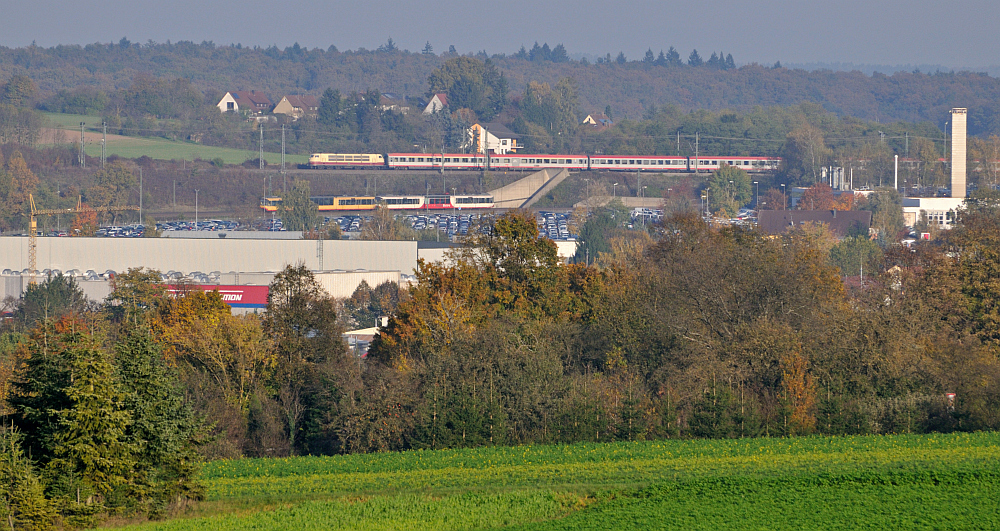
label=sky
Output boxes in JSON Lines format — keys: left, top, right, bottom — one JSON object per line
{"left": 3, "top": 0, "right": 998, "bottom": 69}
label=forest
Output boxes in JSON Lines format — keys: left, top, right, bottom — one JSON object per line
{"left": 3, "top": 193, "right": 1000, "bottom": 526}
{"left": 3, "top": 39, "right": 1000, "bottom": 133}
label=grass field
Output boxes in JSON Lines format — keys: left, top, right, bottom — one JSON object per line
{"left": 41, "top": 112, "right": 308, "bottom": 165}
{"left": 107, "top": 432, "right": 1000, "bottom": 530}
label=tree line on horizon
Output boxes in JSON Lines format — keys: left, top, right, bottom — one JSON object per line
{"left": 2, "top": 38, "right": 1000, "bottom": 133}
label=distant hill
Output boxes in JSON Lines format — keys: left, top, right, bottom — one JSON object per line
{"left": 3, "top": 42, "right": 1000, "bottom": 135}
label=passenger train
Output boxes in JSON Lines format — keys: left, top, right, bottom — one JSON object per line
{"left": 309, "top": 152, "right": 782, "bottom": 172}
{"left": 260, "top": 194, "right": 495, "bottom": 212}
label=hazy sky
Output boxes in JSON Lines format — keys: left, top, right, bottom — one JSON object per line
{"left": 3, "top": 0, "right": 998, "bottom": 68}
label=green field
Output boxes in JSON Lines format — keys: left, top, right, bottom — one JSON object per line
{"left": 108, "top": 432, "right": 1000, "bottom": 530}
{"left": 41, "top": 112, "right": 308, "bottom": 165}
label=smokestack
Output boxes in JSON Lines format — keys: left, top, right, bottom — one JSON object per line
{"left": 951, "top": 108, "right": 967, "bottom": 198}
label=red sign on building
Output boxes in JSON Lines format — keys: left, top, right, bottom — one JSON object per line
{"left": 166, "top": 285, "right": 269, "bottom": 309}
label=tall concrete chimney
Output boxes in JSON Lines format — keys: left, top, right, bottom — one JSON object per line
{"left": 951, "top": 108, "right": 967, "bottom": 198}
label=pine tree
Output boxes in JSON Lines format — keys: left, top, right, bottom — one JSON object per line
{"left": 47, "top": 337, "right": 135, "bottom": 507}
{"left": 643, "top": 48, "right": 655, "bottom": 63}
{"left": 115, "top": 332, "right": 204, "bottom": 515}
{"left": 666, "top": 46, "right": 681, "bottom": 66}
{"left": 0, "top": 427, "right": 54, "bottom": 530}
{"left": 688, "top": 49, "right": 703, "bottom": 66}
{"left": 655, "top": 50, "right": 667, "bottom": 67}
{"left": 422, "top": 41, "right": 433, "bottom": 55}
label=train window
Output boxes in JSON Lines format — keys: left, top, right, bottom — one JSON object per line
{"left": 435, "top": 158, "right": 441, "bottom": 162}
{"left": 744, "top": 161, "right": 750, "bottom": 166}
{"left": 712, "top": 160, "right": 718, "bottom": 165}
{"left": 408, "top": 157, "right": 415, "bottom": 162}
{"left": 543, "top": 159, "right": 550, "bottom": 164}
{"left": 462, "top": 158, "right": 469, "bottom": 163}
{"left": 417, "top": 158, "right": 424, "bottom": 162}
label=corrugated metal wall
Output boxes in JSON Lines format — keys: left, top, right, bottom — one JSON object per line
{"left": 0, "top": 238, "right": 418, "bottom": 276}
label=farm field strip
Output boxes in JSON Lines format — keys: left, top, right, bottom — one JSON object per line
{"left": 114, "top": 433, "right": 1000, "bottom": 530}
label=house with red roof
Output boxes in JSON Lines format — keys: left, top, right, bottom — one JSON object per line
{"left": 217, "top": 91, "right": 273, "bottom": 114}
{"left": 273, "top": 95, "right": 320, "bottom": 119}
{"left": 422, "top": 93, "right": 448, "bottom": 115}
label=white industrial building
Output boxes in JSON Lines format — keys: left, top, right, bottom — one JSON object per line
{"left": 900, "top": 108, "right": 969, "bottom": 229}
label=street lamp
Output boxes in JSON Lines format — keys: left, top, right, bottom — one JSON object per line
{"left": 780, "top": 184, "right": 786, "bottom": 210}
{"left": 194, "top": 189, "right": 200, "bottom": 229}
{"left": 613, "top": 183, "right": 619, "bottom": 198}
{"left": 753, "top": 181, "right": 759, "bottom": 209}
{"left": 642, "top": 185, "right": 648, "bottom": 198}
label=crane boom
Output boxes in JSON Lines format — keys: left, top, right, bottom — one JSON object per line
{"left": 28, "top": 194, "right": 139, "bottom": 285}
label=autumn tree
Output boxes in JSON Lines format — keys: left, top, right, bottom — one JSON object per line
{"left": 361, "top": 205, "right": 412, "bottom": 240}
{"left": 265, "top": 264, "right": 352, "bottom": 454}
{"left": 708, "top": 164, "right": 752, "bottom": 215}
{"left": 426, "top": 57, "right": 508, "bottom": 121}
{"left": 88, "top": 161, "right": 137, "bottom": 224}
{"left": 0, "top": 150, "right": 37, "bottom": 230}
{"left": 280, "top": 179, "right": 317, "bottom": 232}
{"left": 783, "top": 124, "right": 831, "bottom": 184}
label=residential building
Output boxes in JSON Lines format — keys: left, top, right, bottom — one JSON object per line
{"left": 379, "top": 93, "right": 410, "bottom": 114}
{"left": 217, "top": 91, "right": 273, "bottom": 114}
{"left": 582, "top": 113, "right": 613, "bottom": 129}
{"left": 422, "top": 93, "right": 448, "bottom": 114}
{"left": 467, "top": 122, "right": 521, "bottom": 154}
{"left": 273, "top": 95, "right": 320, "bottom": 119}
{"left": 757, "top": 210, "right": 872, "bottom": 238}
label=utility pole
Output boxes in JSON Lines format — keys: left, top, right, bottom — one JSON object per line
{"left": 79, "top": 122, "right": 86, "bottom": 167}
{"left": 281, "top": 124, "right": 286, "bottom": 193}
{"left": 905, "top": 132, "right": 909, "bottom": 156}
{"left": 695, "top": 132, "right": 700, "bottom": 172}
{"left": 101, "top": 122, "right": 107, "bottom": 168}
{"left": 259, "top": 126, "right": 264, "bottom": 170}
{"left": 139, "top": 167, "right": 143, "bottom": 224}
{"left": 194, "top": 189, "right": 200, "bottom": 227}
{"left": 677, "top": 131, "right": 680, "bottom": 156}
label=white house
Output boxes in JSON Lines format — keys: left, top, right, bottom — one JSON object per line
{"left": 422, "top": 93, "right": 449, "bottom": 115}
{"left": 217, "top": 91, "right": 273, "bottom": 114}
{"left": 466, "top": 122, "right": 521, "bottom": 154}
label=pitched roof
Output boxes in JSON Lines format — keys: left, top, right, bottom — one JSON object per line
{"left": 231, "top": 90, "right": 272, "bottom": 109}
{"left": 432, "top": 93, "right": 448, "bottom": 106}
{"left": 757, "top": 210, "right": 872, "bottom": 238}
{"left": 479, "top": 122, "right": 520, "bottom": 139}
{"left": 283, "top": 95, "right": 319, "bottom": 109}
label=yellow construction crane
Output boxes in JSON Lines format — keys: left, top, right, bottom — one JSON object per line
{"left": 28, "top": 194, "right": 139, "bottom": 285}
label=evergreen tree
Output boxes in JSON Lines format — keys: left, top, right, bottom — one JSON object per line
{"left": 115, "top": 332, "right": 204, "bottom": 515}
{"left": 318, "top": 88, "right": 341, "bottom": 128}
{"left": 688, "top": 49, "right": 703, "bottom": 66}
{"left": 615, "top": 52, "right": 627, "bottom": 64}
{"left": 655, "top": 50, "right": 667, "bottom": 66}
{"left": 550, "top": 43, "right": 568, "bottom": 63}
{"left": 725, "top": 53, "right": 736, "bottom": 69}
{"left": 422, "top": 41, "right": 434, "bottom": 55}
{"left": 643, "top": 48, "right": 655, "bottom": 63}
{"left": 666, "top": 46, "right": 681, "bottom": 65}
{"left": 0, "top": 427, "right": 54, "bottom": 530}
{"left": 16, "top": 273, "right": 88, "bottom": 328}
